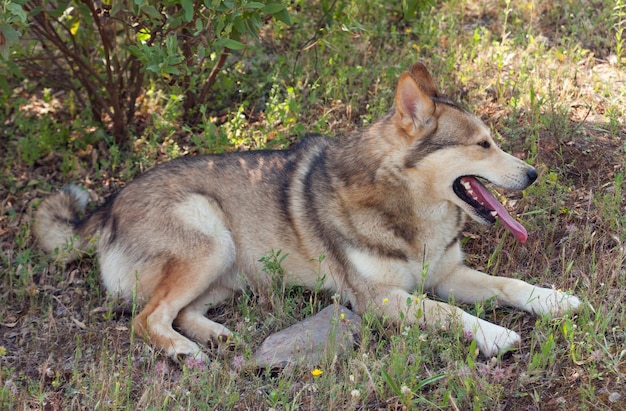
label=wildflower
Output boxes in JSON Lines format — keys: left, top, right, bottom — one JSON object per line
{"left": 490, "top": 366, "right": 508, "bottom": 382}
{"left": 401, "top": 385, "right": 412, "bottom": 396}
{"left": 349, "top": 374, "right": 355, "bottom": 382}
{"left": 382, "top": 297, "right": 389, "bottom": 304}
{"left": 311, "top": 368, "right": 323, "bottom": 377}
{"left": 154, "top": 360, "right": 169, "bottom": 376}
{"left": 185, "top": 356, "right": 207, "bottom": 372}
{"left": 232, "top": 355, "right": 244, "bottom": 369}
{"left": 351, "top": 389, "right": 361, "bottom": 399}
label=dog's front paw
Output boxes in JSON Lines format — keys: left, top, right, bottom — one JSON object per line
{"left": 465, "top": 317, "right": 521, "bottom": 357}
{"left": 527, "top": 287, "right": 581, "bottom": 316}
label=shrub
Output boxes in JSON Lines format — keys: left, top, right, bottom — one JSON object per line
{"left": 1, "top": 0, "right": 290, "bottom": 145}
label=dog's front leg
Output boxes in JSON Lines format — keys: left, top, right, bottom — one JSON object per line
{"left": 431, "top": 265, "right": 581, "bottom": 316}
{"left": 370, "top": 287, "right": 521, "bottom": 357}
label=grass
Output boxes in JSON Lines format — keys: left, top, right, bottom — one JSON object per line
{"left": 1, "top": 0, "right": 625, "bottom": 409}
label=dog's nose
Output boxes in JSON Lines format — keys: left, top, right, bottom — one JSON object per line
{"left": 527, "top": 167, "right": 538, "bottom": 183}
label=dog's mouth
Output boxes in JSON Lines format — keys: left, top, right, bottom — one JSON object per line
{"left": 453, "top": 176, "right": 528, "bottom": 243}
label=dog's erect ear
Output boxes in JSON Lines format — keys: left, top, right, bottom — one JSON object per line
{"left": 408, "top": 62, "right": 439, "bottom": 98}
{"left": 395, "top": 70, "right": 435, "bottom": 129}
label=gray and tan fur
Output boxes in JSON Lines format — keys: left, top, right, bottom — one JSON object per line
{"left": 34, "top": 63, "right": 580, "bottom": 362}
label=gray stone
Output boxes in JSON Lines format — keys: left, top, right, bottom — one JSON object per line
{"left": 252, "top": 304, "right": 362, "bottom": 369}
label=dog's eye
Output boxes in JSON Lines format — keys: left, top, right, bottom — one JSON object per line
{"left": 477, "top": 140, "right": 491, "bottom": 149}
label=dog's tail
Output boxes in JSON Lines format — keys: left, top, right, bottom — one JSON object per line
{"left": 34, "top": 185, "right": 94, "bottom": 262}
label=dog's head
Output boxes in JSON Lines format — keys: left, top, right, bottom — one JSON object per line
{"left": 394, "top": 62, "right": 537, "bottom": 243}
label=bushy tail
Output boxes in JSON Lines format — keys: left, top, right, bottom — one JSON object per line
{"left": 34, "top": 185, "right": 91, "bottom": 261}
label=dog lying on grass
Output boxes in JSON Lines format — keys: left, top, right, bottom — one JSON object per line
{"left": 35, "top": 62, "right": 580, "bottom": 363}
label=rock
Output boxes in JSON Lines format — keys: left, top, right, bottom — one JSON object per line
{"left": 252, "top": 304, "right": 361, "bottom": 369}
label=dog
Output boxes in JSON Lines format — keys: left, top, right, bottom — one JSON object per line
{"left": 34, "top": 62, "right": 580, "bottom": 363}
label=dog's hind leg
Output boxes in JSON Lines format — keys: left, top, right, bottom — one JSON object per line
{"left": 173, "top": 278, "right": 238, "bottom": 349}
{"left": 133, "top": 255, "right": 235, "bottom": 364}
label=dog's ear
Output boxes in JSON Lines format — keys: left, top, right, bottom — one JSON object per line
{"left": 408, "top": 62, "right": 439, "bottom": 98}
{"left": 395, "top": 71, "right": 435, "bottom": 130}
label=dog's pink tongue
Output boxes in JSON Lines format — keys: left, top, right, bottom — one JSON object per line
{"left": 463, "top": 177, "right": 528, "bottom": 243}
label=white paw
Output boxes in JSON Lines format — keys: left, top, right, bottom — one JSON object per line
{"left": 169, "top": 340, "right": 209, "bottom": 365}
{"left": 464, "top": 315, "right": 521, "bottom": 357}
{"left": 527, "top": 288, "right": 581, "bottom": 316}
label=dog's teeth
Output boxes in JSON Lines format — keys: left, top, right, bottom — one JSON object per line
{"left": 462, "top": 181, "right": 471, "bottom": 190}
{"left": 490, "top": 211, "right": 498, "bottom": 217}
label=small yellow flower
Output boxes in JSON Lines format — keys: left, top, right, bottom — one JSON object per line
{"left": 340, "top": 313, "right": 346, "bottom": 320}
{"left": 413, "top": 296, "right": 419, "bottom": 303}
{"left": 311, "top": 368, "right": 323, "bottom": 377}
{"left": 382, "top": 298, "right": 389, "bottom": 304}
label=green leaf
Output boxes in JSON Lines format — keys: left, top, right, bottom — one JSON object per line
{"left": 139, "top": 4, "right": 162, "bottom": 19}
{"left": 273, "top": 8, "right": 291, "bottom": 25}
{"left": 233, "top": 16, "right": 246, "bottom": 35}
{"left": 146, "top": 63, "right": 160, "bottom": 73}
{"left": 0, "top": 23, "right": 21, "bottom": 44}
{"left": 162, "top": 65, "right": 180, "bottom": 75}
{"left": 215, "top": 37, "right": 246, "bottom": 50}
{"left": 381, "top": 369, "right": 401, "bottom": 396}
{"left": 262, "top": 3, "right": 286, "bottom": 14}
{"left": 181, "top": 0, "right": 194, "bottom": 22}
{"left": 244, "top": 2, "right": 265, "bottom": 9}
{"left": 204, "top": 0, "right": 221, "bottom": 9}
{"left": 7, "top": 3, "right": 28, "bottom": 23}
{"left": 0, "top": 75, "right": 8, "bottom": 95}
{"left": 213, "top": 16, "right": 225, "bottom": 36}
{"left": 414, "top": 373, "right": 446, "bottom": 390}
{"left": 195, "top": 17, "right": 204, "bottom": 34}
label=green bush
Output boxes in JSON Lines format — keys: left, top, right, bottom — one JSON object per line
{"left": 1, "top": 0, "right": 290, "bottom": 145}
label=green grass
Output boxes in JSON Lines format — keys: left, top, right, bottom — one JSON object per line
{"left": 1, "top": 0, "right": 625, "bottom": 409}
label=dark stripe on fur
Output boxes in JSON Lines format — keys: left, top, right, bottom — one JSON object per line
{"left": 404, "top": 135, "right": 455, "bottom": 168}
{"left": 404, "top": 97, "right": 470, "bottom": 168}
{"left": 432, "top": 97, "right": 469, "bottom": 112}
{"left": 303, "top": 146, "right": 352, "bottom": 265}
{"left": 444, "top": 206, "right": 465, "bottom": 251}
{"left": 74, "top": 195, "right": 116, "bottom": 244}
{"left": 302, "top": 144, "right": 404, "bottom": 262}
